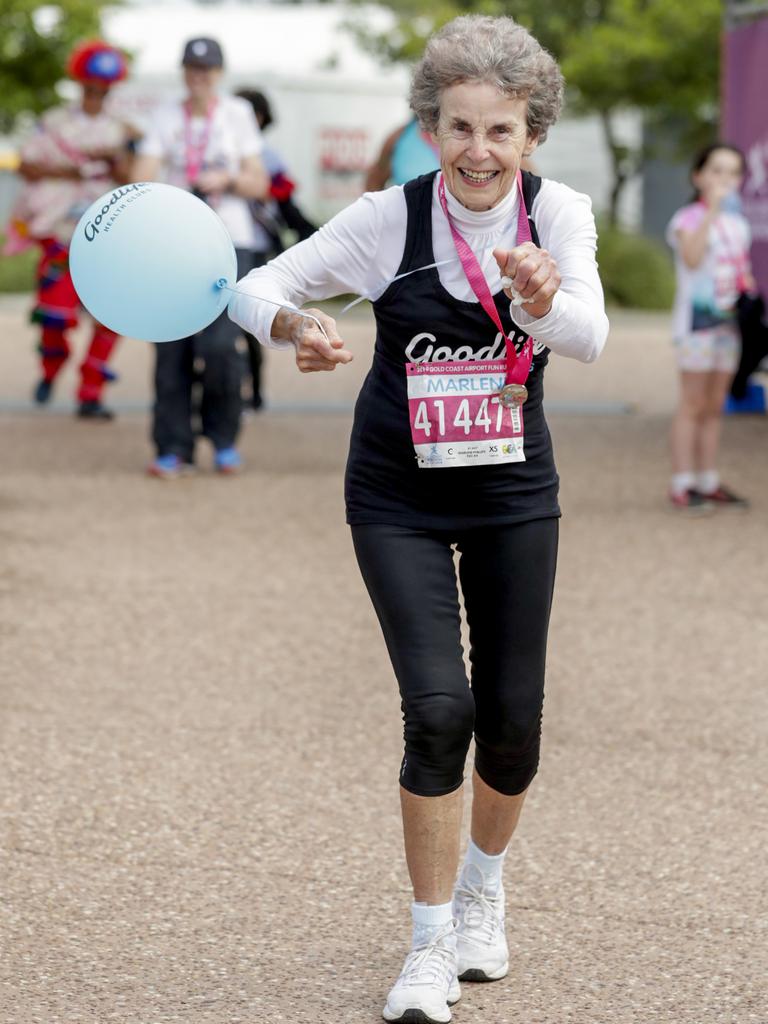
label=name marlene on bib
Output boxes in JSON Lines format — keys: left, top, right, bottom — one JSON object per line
{"left": 406, "top": 360, "right": 525, "bottom": 469}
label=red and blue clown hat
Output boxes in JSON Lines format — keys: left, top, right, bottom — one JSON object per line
{"left": 67, "top": 40, "right": 128, "bottom": 85}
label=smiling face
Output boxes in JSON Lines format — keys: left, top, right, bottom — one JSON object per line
{"left": 434, "top": 80, "right": 538, "bottom": 211}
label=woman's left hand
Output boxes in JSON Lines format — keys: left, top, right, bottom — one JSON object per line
{"left": 493, "top": 243, "right": 561, "bottom": 319}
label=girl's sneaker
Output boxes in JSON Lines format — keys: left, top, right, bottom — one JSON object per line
{"left": 669, "top": 490, "right": 714, "bottom": 515}
{"left": 214, "top": 447, "right": 242, "bottom": 474}
{"left": 695, "top": 485, "right": 749, "bottom": 509}
{"left": 147, "top": 454, "right": 195, "bottom": 479}
{"left": 382, "top": 922, "right": 460, "bottom": 1023}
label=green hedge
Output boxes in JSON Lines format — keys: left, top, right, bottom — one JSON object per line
{"left": 0, "top": 235, "right": 37, "bottom": 293}
{"left": 596, "top": 220, "right": 675, "bottom": 310}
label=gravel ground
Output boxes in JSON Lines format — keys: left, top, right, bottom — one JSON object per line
{"left": 1, "top": 299, "right": 766, "bottom": 1024}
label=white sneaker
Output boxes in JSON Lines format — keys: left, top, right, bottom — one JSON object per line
{"left": 382, "top": 922, "right": 461, "bottom": 1023}
{"left": 453, "top": 863, "right": 509, "bottom": 982}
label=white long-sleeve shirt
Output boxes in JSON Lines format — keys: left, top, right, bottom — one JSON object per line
{"left": 228, "top": 174, "right": 609, "bottom": 363}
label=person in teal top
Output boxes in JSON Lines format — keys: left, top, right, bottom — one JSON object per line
{"left": 364, "top": 116, "right": 440, "bottom": 190}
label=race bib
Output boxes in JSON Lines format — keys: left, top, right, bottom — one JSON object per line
{"left": 406, "top": 360, "right": 525, "bottom": 469}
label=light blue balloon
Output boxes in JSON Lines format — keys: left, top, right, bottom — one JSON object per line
{"left": 69, "top": 182, "right": 237, "bottom": 342}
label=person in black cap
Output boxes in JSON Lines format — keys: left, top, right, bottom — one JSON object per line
{"left": 182, "top": 37, "right": 224, "bottom": 69}
{"left": 132, "top": 38, "right": 269, "bottom": 477}
{"left": 235, "top": 87, "right": 318, "bottom": 410}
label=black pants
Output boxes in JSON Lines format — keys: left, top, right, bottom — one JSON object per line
{"left": 351, "top": 518, "right": 559, "bottom": 797}
{"left": 152, "top": 249, "right": 254, "bottom": 461}
{"left": 242, "top": 251, "right": 268, "bottom": 408}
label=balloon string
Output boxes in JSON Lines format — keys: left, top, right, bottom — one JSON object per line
{"left": 337, "top": 258, "right": 455, "bottom": 314}
{"left": 216, "top": 260, "right": 455, "bottom": 325}
{"left": 215, "top": 239, "right": 531, "bottom": 338}
{"left": 333, "top": 239, "right": 534, "bottom": 312}
{"left": 216, "top": 280, "right": 331, "bottom": 342}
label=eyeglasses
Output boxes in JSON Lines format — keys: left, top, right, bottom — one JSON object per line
{"left": 437, "top": 123, "right": 524, "bottom": 146}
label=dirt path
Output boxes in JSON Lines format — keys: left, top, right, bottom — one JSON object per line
{"left": 1, "top": 301, "right": 766, "bottom": 1023}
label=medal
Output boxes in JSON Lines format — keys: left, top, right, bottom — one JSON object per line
{"left": 498, "top": 382, "right": 528, "bottom": 407}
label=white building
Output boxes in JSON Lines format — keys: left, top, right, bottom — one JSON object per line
{"left": 104, "top": 1, "right": 641, "bottom": 225}
{"left": 2, "top": 1, "right": 641, "bottom": 228}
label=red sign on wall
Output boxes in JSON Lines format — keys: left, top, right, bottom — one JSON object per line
{"left": 318, "top": 127, "right": 370, "bottom": 173}
{"left": 317, "top": 126, "right": 370, "bottom": 201}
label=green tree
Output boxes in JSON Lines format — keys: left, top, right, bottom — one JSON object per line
{"left": 0, "top": 0, "right": 117, "bottom": 133}
{"left": 560, "top": 0, "right": 721, "bottom": 223}
{"left": 350, "top": 0, "right": 721, "bottom": 223}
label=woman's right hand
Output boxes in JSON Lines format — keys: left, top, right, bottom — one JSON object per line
{"left": 274, "top": 307, "right": 353, "bottom": 373}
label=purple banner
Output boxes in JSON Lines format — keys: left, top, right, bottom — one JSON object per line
{"left": 724, "top": 17, "right": 768, "bottom": 293}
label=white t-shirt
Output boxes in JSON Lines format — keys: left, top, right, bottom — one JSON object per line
{"left": 666, "top": 202, "right": 751, "bottom": 338}
{"left": 138, "top": 94, "right": 262, "bottom": 249}
{"left": 228, "top": 175, "right": 609, "bottom": 364}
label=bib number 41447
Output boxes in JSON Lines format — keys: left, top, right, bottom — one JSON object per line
{"left": 406, "top": 360, "right": 525, "bottom": 469}
{"left": 412, "top": 395, "right": 517, "bottom": 437}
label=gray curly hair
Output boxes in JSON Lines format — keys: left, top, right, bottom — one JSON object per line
{"left": 409, "top": 15, "right": 564, "bottom": 144}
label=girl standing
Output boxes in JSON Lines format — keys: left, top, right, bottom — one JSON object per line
{"left": 667, "top": 143, "right": 754, "bottom": 512}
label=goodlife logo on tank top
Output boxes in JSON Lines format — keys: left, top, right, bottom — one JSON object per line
{"left": 405, "top": 330, "right": 546, "bottom": 364}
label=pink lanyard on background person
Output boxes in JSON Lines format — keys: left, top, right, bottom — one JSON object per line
{"left": 712, "top": 211, "right": 751, "bottom": 292}
{"left": 183, "top": 99, "right": 217, "bottom": 185}
{"left": 437, "top": 170, "right": 534, "bottom": 407}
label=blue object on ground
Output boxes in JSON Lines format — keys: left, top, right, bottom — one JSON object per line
{"left": 724, "top": 380, "right": 766, "bottom": 414}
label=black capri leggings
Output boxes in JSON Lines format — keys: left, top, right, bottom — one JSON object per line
{"left": 351, "top": 518, "right": 558, "bottom": 798}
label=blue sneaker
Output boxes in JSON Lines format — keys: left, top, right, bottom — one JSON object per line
{"left": 147, "top": 454, "right": 194, "bottom": 479}
{"left": 214, "top": 447, "right": 242, "bottom": 475}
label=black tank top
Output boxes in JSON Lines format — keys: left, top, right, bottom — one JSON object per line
{"left": 345, "top": 170, "right": 560, "bottom": 529}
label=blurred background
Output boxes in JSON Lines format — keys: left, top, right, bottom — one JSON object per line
{"left": 1, "top": 5, "right": 767, "bottom": 1023}
{"left": 0, "top": 0, "right": 766, "bottom": 309}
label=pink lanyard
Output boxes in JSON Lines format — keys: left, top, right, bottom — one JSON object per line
{"left": 48, "top": 130, "right": 112, "bottom": 179}
{"left": 183, "top": 99, "right": 217, "bottom": 184}
{"left": 437, "top": 171, "right": 534, "bottom": 392}
{"left": 50, "top": 132, "right": 88, "bottom": 166}
{"left": 712, "top": 212, "right": 750, "bottom": 289}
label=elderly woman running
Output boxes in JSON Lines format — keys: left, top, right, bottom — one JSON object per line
{"left": 230, "top": 15, "right": 608, "bottom": 1024}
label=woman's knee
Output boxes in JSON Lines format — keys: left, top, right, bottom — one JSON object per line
{"left": 474, "top": 709, "right": 542, "bottom": 796}
{"left": 400, "top": 688, "right": 475, "bottom": 796}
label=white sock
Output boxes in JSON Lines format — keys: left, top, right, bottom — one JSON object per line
{"left": 411, "top": 900, "right": 454, "bottom": 949}
{"left": 671, "top": 471, "right": 696, "bottom": 497}
{"left": 696, "top": 469, "right": 720, "bottom": 494}
{"left": 460, "top": 838, "right": 507, "bottom": 894}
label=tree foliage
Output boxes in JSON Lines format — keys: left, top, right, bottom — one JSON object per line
{"left": 0, "top": 0, "right": 117, "bottom": 133}
{"left": 351, "top": 0, "right": 722, "bottom": 221}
